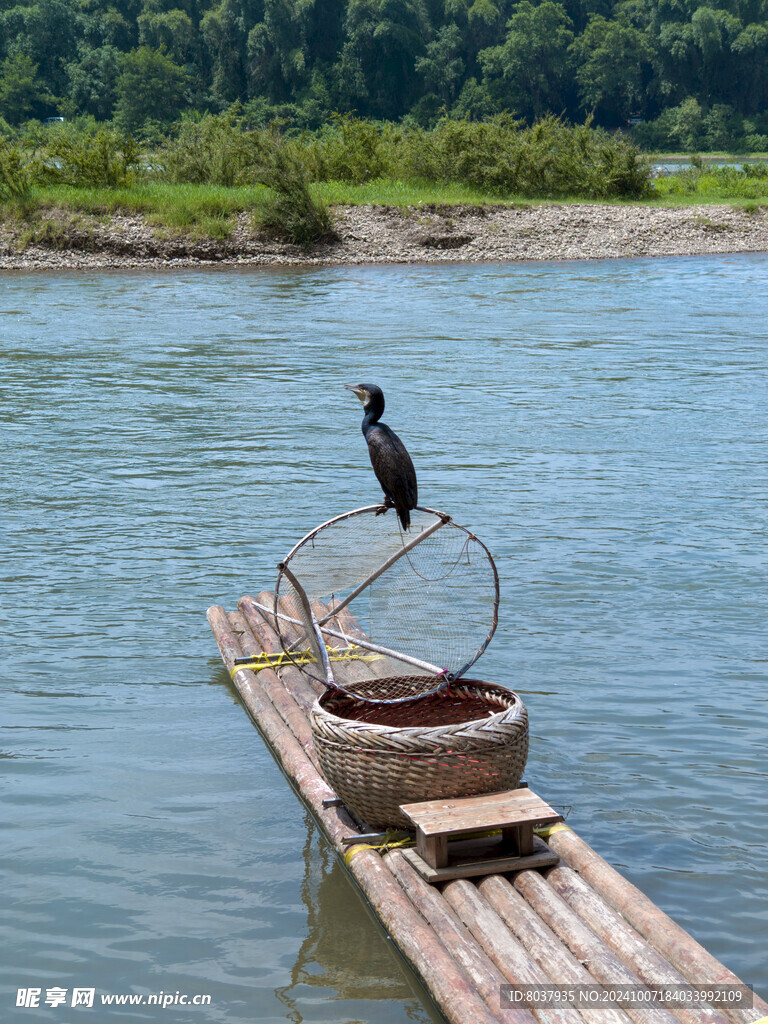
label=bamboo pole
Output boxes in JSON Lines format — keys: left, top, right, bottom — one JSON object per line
{"left": 326, "top": 596, "right": 376, "bottom": 653}
{"left": 546, "top": 865, "right": 731, "bottom": 1024}
{"left": 208, "top": 604, "right": 504, "bottom": 1024}
{"left": 477, "top": 875, "right": 633, "bottom": 1024}
{"left": 312, "top": 599, "right": 375, "bottom": 686}
{"left": 442, "top": 878, "right": 588, "bottom": 1024}
{"left": 279, "top": 590, "right": 422, "bottom": 692}
{"left": 211, "top": 599, "right": 765, "bottom": 1024}
{"left": 545, "top": 830, "right": 768, "bottom": 1021}
{"left": 262, "top": 590, "right": 305, "bottom": 645}
{"left": 227, "top": 610, "right": 319, "bottom": 766}
{"left": 238, "top": 593, "right": 322, "bottom": 716}
{"left": 272, "top": 587, "right": 447, "bottom": 677}
{"left": 250, "top": 589, "right": 280, "bottom": 633}
{"left": 209, "top": 605, "right": 338, "bottom": 803}
{"left": 513, "top": 869, "right": 679, "bottom": 1024}
{"left": 313, "top": 513, "right": 449, "bottom": 627}
{"left": 386, "top": 850, "right": 538, "bottom": 1024}
{"left": 324, "top": 596, "right": 411, "bottom": 681}
{"left": 255, "top": 589, "right": 372, "bottom": 670}
{"left": 280, "top": 564, "right": 338, "bottom": 685}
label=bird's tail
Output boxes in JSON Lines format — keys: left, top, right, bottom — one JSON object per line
{"left": 396, "top": 504, "right": 411, "bottom": 531}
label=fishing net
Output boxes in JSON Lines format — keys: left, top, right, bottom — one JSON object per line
{"left": 273, "top": 505, "right": 499, "bottom": 704}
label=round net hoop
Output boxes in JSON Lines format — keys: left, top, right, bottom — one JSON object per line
{"left": 272, "top": 505, "right": 500, "bottom": 704}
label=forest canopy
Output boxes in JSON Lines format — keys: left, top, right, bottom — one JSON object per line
{"left": 1, "top": 0, "right": 768, "bottom": 150}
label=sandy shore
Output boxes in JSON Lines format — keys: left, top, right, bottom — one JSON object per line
{"left": 1, "top": 202, "right": 768, "bottom": 269}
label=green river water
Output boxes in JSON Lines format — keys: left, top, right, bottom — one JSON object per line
{"left": 2, "top": 255, "right": 766, "bottom": 1022}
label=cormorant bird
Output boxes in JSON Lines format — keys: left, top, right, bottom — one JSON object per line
{"left": 345, "top": 383, "right": 418, "bottom": 530}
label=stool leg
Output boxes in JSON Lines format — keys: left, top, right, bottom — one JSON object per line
{"left": 517, "top": 824, "right": 534, "bottom": 856}
{"left": 418, "top": 832, "right": 448, "bottom": 868}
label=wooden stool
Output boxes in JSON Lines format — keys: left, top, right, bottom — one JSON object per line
{"left": 399, "top": 788, "right": 562, "bottom": 882}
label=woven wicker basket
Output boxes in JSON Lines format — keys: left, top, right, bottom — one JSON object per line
{"left": 310, "top": 680, "right": 529, "bottom": 829}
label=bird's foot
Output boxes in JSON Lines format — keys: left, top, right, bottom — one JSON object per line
{"left": 375, "top": 499, "right": 394, "bottom": 516}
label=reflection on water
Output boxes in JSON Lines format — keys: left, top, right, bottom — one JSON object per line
{"left": 2, "top": 255, "right": 767, "bottom": 1022}
{"left": 277, "top": 814, "right": 443, "bottom": 1022}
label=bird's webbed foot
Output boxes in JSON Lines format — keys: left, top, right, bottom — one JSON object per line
{"left": 375, "top": 497, "right": 395, "bottom": 516}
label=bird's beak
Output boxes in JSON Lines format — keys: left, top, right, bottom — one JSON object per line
{"left": 344, "top": 384, "right": 366, "bottom": 402}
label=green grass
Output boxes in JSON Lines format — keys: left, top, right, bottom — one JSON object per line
{"left": 647, "top": 151, "right": 768, "bottom": 161}
{"left": 0, "top": 182, "right": 271, "bottom": 244}
{"left": 648, "top": 191, "right": 768, "bottom": 207}
{"left": 33, "top": 182, "right": 271, "bottom": 238}
{"left": 6, "top": 177, "right": 768, "bottom": 218}
{"left": 313, "top": 177, "right": 517, "bottom": 207}
{"left": 0, "top": 179, "right": 524, "bottom": 234}
{"left": 317, "top": 173, "right": 768, "bottom": 207}
{"left": 0, "top": 182, "right": 272, "bottom": 239}
{"left": 650, "top": 167, "right": 768, "bottom": 203}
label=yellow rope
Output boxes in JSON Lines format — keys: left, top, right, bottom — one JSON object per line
{"left": 343, "top": 833, "right": 414, "bottom": 867}
{"left": 342, "top": 822, "right": 570, "bottom": 866}
{"left": 748, "top": 1017, "right": 768, "bottom": 1024}
{"left": 535, "top": 822, "right": 572, "bottom": 839}
{"left": 230, "top": 645, "right": 380, "bottom": 678}
{"left": 343, "top": 843, "right": 378, "bottom": 866}
{"left": 343, "top": 821, "right": 571, "bottom": 866}
{"left": 345, "top": 823, "right": 571, "bottom": 866}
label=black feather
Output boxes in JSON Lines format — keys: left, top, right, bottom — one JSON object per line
{"left": 352, "top": 383, "right": 418, "bottom": 530}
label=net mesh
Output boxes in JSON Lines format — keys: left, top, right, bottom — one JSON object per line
{"left": 274, "top": 506, "right": 499, "bottom": 703}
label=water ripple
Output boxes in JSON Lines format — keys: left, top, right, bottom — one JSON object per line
{"left": 2, "top": 255, "right": 766, "bottom": 1021}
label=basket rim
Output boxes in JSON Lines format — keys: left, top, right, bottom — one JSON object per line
{"left": 311, "top": 679, "right": 525, "bottom": 742}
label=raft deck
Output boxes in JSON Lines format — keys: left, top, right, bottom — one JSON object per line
{"left": 207, "top": 591, "right": 768, "bottom": 1024}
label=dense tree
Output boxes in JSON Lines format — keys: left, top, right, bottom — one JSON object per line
{"left": 337, "top": 0, "right": 430, "bottom": 117}
{"left": 0, "top": 52, "right": 54, "bottom": 122}
{"left": 64, "top": 45, "right": 122, "bottom": 119}
{"left": 571, "top": 14, "right": 651, "bottom": 121}
{"left": 247, "top": 0, "right": 316, "bottom": 101}
{"left": 479, "top": 2, "right": 575, "bottom": 118}
{"left": 0, "top": 0, "right": 78, "bottom": 96}
{"left": 0, "top": 0, "right": 766, "bottom": 148}
{"left": 732, "top": 22, "right": 768, "bottom": 110}
{"left": 77, "top": 0, "right": 140, "bottom": 50}
{"left": 200, "top": 0, "right": 260, "bottom": 105}
{"left": 138, "top": 6, "right": 198, "bottom": 65}
{"left": 415, "top": 24, "right": 465, "bottom": 106}
{"left": 113, "top": 46, "right": 189, "bottom": 128}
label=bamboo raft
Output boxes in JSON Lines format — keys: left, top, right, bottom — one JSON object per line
{"left": 208, "top": 591, "right": 768, "bottom": 1024}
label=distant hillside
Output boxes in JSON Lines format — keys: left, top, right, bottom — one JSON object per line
{"left": 1, "top": 0, "right": 767, "bottom": 149}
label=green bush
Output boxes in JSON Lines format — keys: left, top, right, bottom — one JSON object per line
{"left": 160, "top": 111, "right": 263, "bottom": 185}
{"left": 3, "top": 113, "right": 654, "bottom": 208}
{"left": 311, "top": 115, "right": 392, "bottom": 183}
{"left": 653, "top": 161, "right": 768, "bottom": 199}
{"left": 256, "top": 142, "right": 337, "bottom": 247}
{"left": 0, "top": 138, "right": 35, "bottom": 201}
{"left": 41, "top": 124, "right": 141, "bottom": 186}
{"left": 158, "top": 112, "right": 651, "bottom": 200}
{"left": 741, "top": 161, "right": 768, "bottom": 177}
{"left": 397, "top": 115, "right": 651, "bottom": 198}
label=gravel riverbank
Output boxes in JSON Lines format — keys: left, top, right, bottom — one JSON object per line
{"left": 2, "top": 202, "right": 768, "bottom": 269}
